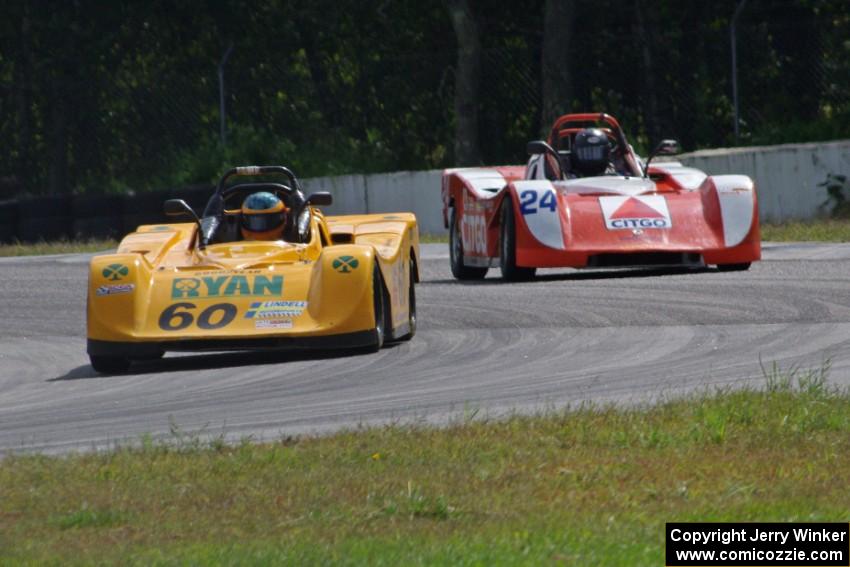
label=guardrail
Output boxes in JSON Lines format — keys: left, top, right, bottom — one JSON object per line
{"left": 0, "top": 184, "right": 215, "bottom": 244}
{"left": 2, "top": 140, "right": 847, "bottom": 243}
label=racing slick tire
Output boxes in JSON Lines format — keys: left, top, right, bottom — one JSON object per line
{"left": 500, "top": 198, "right": 536, "bottom": 282}
{"left": 449, "top": 208, "right": 488, "bottom": 280}
{"left": 716, "top": 262, "right": 751, "bottom": 272}
{"left": 367, "top": 265, "right": 387, "bottom": 352}
{"left": 90, "top": 355, "right": 131, "bottom": 374}
{"left": 397, "top": 258, "right": 417, "bottom": 341}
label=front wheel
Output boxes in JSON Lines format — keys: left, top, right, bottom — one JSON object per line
{"left": 397, "top": 258, "right": 417, "bottom": 341}
{"left": 90, "top": 355, "right": 131, "bottom": 374}
{"left": 500, "top": 198, "right": 536, "bottom": 281}
{"left": 367, "top": 265, "right": 387, "bottom": 352}
{"left": 717, "top": 262, "right": 751, "bottom": 272}
{"left": 449, "top": 208, "right": 488, "bottom": 280}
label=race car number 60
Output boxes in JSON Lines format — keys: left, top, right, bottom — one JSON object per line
{"left": 158, "top": 302, "right": 237, "bottom": 331}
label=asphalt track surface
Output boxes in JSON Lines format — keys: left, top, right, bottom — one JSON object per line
{"left": 2, "top": 242, "right": 850, "bottom": 454}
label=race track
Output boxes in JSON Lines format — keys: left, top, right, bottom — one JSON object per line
{"left": 2, "top": 242, "right": 850, "bottom": 454}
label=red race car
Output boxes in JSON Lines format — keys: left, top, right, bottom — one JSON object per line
{"left": 441, "top": 113, "right": 760, "bottom": 280}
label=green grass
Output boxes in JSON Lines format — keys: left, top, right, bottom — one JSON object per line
{"left": 761, "top": 219, "right": 850, "bottom": 242}
{"left": 423, "top": 218, "right": 850, "bottom": 246}
{"left": 3, "top": 219, "right": 847, "bottom": 256}
{"left": 0, "top": 238, "right": 117, "bottom": 257}
{"left": 2, "top": 363, "right": 848, "bottom": 565}
{"left": 420, "top": 232, "right": 449, "bottom": 244}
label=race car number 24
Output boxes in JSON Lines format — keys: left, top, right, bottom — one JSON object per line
{"left": 519, "top": 189, "right": 556, "bottom": 215}
{"left": 158, "top": 302, "right": 237, "bottom": 331}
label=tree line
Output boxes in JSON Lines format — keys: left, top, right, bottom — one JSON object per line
{"left": 1, "top": 0, "right": 847, "bottom": 197}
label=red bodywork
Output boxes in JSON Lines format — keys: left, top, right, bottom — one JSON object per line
{"left": 441, "top": 113, "right": 760, "bottom": 271}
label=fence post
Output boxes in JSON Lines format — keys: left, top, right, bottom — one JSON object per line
{"left": 730, "top": 0, "right": 748, "bottom": 143}
{"left": 218, "top": 44, "right": 234, "bottom": 146}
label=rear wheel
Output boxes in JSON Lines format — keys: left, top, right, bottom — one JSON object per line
{"left": 398, "top": 258, "right": 417, "bottom": 341}
{"left": 449, "top": 208, "right": 488, "bottom": 280}
{"left": 717, "top": 262, "right": 751, "bottom": 272}
{"left": 90, "top": 355, "right": 130, "bottom": 374}
{"left": 500, "top": 198, "right": 536, "bottom": 281}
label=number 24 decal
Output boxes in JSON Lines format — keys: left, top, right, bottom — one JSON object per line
{"left": 519, "top": 190, "right": 556, "bottom": 215}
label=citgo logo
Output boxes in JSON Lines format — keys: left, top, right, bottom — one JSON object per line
{"left": 599, "top": 196, "right": 672, "bottom": 230}
{"left": 102, "top": 263, "right": 129, "bottom": 281}
{"left": 171, "top": 275, "right": 283, "bottom": 299}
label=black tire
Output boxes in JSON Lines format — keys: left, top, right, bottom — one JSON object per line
{"left": 449, "top": 208, "right": 488, "bottom": 280}
{"left": 90, "top": 355, "right": 131, "bottom": 374}
{"left": 500, "top": 197, "right": 536, "bottom": 281}
{"left": 717, "top": 262, "right": 751, "bottom": 272}
{"left": 367, "top": 265, "right": 386, "bottom": 352}
{"left": 397, "top": 258, "right": 417, "bottom": 341}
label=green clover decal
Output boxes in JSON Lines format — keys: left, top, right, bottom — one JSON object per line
{"left": 102, "top": 263, "right": 129, "bottom": 281}
{"left": 332, "top": 256, "right": 359, "bottom": 273}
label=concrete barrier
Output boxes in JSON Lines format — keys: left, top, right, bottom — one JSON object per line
{"left": 301, "top": 174, "right": 367, "bottom": 217}
{"left": 72, "top": 194, "right": 125, "bottom": 239}
{"left": 6, "top": 140, "right": 850, "bottom": 242}
{"left": 123, "top": 191, "right": 169, "bottom": 233}
{"left": 17, "top": 195, "right": 73, "bottom": 242}
{"left": 679, "top": 140, "right": 850, "bottom": 222}
{"left": 0, "top": 200, "right": 19, "bottom": 243}
{"left": 302, "top": 170, "right": 445, "bottom": 234}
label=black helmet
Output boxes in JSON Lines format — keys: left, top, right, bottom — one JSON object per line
{"left": 572, "top": 128, "right": 610, "bottom": 176}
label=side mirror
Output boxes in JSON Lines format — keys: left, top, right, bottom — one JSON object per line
{"left": 306, "top": 192, "right": 333, "bottom": 206}
{"left": 643, "top": 139, "right": 680, "bottom": 178}
{"left": 164, "top": 199, "right": 200, "bottom": 224}
{"left": 653, "top": 139, "right": 679, "bottom": 156}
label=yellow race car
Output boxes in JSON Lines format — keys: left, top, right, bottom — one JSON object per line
{"left": 87, "top": 165, "right": 419, "bottom": 373}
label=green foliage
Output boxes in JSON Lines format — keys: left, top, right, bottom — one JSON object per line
{"left": 161, "top": 125, "right": 296, "bottom": 188}
{"left": 1, "top": 1, "right": 849, "bottom": 196}
{"left": 154, "top": 123, "right": 400, "bottom": 190}
{"left": 819, "top": 172, "right": 850, "bottom": 218}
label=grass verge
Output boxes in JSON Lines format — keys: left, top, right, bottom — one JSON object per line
{"left": 1, "top": 363, "right": 847, "bottom": 565}
{"left": 3, "top": 219, "right": 848, "bottom": 255}
{"left": 761, "top": 219, "right": 850, "bottom": 242}
{"left": 0, "top": 238, "right": 117, "bottom": 257}
{"left": 420, "top": 232, "right": 449, "bottom": 244}
{"left": 425, "top": 218, "right": 850, "bottom": 246}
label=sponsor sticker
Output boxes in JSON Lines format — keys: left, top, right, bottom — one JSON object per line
{"left": 102, "top": 263, "right": 129, "bottom": 281}
{"left": 599, "top": 195, "right": 672, "bottom": 230}
{"left": 96, "top": 283, "right": 135, "bottom": 296}
{"left": 244, "top": 300, "right": 307, "bottom": 319}
{"left": 254, "top": 319, "right": 293, "bottom": 329}
{"left": 171, "top": 274, "right": 283, "bottom": 299}
{"left": 332, "top": 255, "right": 359, "bottom": 273}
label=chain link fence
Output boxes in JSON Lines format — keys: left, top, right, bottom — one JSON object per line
{"left": 0, "top": 0, "right": 847, "bottom": 200}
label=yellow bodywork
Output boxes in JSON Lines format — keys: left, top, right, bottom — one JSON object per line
{"left": 87, "top": 210, "right": 419, "bottom": 354}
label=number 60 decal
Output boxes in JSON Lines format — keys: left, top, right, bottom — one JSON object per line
{"left": 158, "top": 302, "right": 237, "bottom": 331}
{"left": 519, "top": 189, "right": 557, "bottom": 215}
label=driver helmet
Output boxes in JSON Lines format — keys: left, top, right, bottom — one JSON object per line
{"left": 572, "top": 128, "right": 610, "bottom": 177}
{"left": 240, "top": 192, "right": 288, "bottom": 241}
